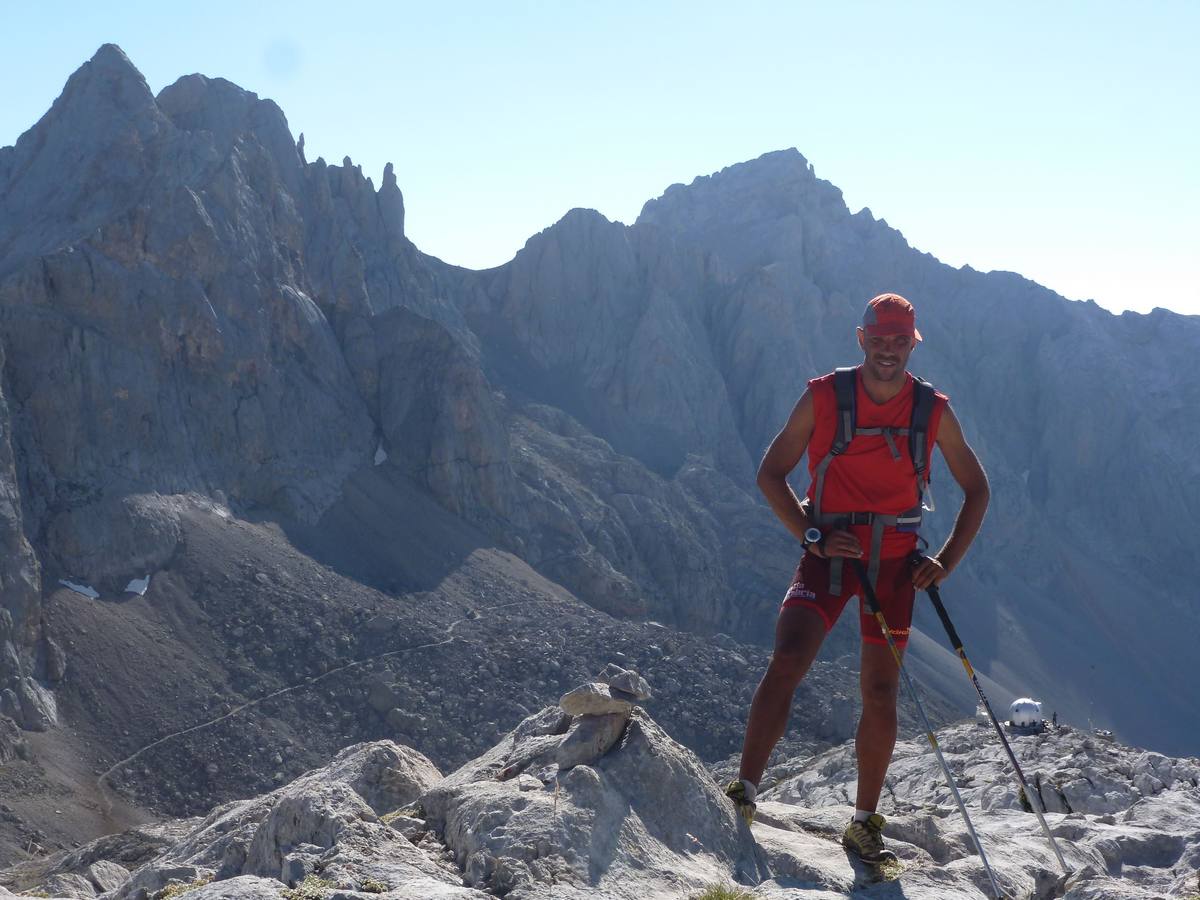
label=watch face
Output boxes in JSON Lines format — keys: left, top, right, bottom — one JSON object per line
{"left": 804, "top": 528, "right": 822, "bottom": 543}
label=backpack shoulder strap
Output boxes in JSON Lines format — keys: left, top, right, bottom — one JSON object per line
{"left": 909, "top": 375, "right": 936, "bottom": 480}
{"left": 831, "top": 367, "right": 857, "bottom": 455}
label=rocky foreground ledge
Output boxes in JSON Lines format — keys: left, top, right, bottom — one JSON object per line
{"left": 1, "top": 668, "right": 1197, "bottom": 899}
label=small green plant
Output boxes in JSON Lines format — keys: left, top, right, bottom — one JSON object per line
{"left": 360, "top": 877, "right": 388, "bottom": 893}
{"left": 154, "top": 875, "right": 214, "bottom": 900}
{"left": 690, "top": 884, "right": 756, "bottom": 900}
{"left": 382, "top": 800, "right": 423, "bottom": 822}
{"left": 1017, "top": 785, "right": 1033, "bottom": 813}
{"left": 282, "top": 874, "right": 335, "bottom": 900}
{"left": 873, "top": 858, "right": 905, "bottom": 882}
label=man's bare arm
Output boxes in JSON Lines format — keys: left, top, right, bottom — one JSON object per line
{"left": 757, "top": 390, "right": 862, "bottom": 557}
{"left": 756, "top": 390, "right": 816, "bottom": 544}
{"left": 912, "top": 404, "right": 990, "bottom": 588}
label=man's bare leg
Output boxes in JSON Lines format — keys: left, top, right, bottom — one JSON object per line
{"left": 737, "top": 606, "right": 827, "bottom": 786}
{"left": 854, "top": 640, "right": 903, "bottom": 812}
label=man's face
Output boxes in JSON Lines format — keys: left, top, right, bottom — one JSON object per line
{"left": 856, "top": 328, "right": 915, "bottom": 382}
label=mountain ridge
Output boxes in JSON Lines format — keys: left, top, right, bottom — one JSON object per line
{"left": 0, "top": 43, "right": 1195, "bottom": 855}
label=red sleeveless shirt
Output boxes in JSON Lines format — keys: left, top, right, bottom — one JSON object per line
{"left": 804, "top": 368, "right": 948, "bottom": 559}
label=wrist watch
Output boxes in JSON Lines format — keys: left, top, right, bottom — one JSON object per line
{"left": 803, "top": 527, "right": 823, "bottom": 553}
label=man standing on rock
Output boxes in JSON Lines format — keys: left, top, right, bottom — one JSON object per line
{"left": 726, "top": 293, "right": 990, "bottom": 865}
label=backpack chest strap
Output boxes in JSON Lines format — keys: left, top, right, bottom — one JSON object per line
{"left": 854, "top": 426, "right": 909, "bottom": 461}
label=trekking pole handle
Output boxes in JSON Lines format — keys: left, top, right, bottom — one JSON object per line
{"left": 926, "top": 585, "right": 964, "bottom": 653}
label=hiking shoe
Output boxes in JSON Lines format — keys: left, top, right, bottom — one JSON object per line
{"left": 724, "top": 779, "right": 756, "bottom": 825}
{"left": 843, "top": 813, "right": 898, "bottom": 864}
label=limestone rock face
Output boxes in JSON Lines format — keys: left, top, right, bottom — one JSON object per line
{"left": 0, "top": 46, "right": 482, "bottom": 728}
{"left": 498, "top": 407, "right": 783, "bottom": 632}
{"left": 0, "top": 341, "right": 43, "bottom": 730}
{"left": 477, "top": 208, "right": 752, "bottom": 482}
{"left": 373, "top": 308, "right": 515, "bottom": 522}
{"left": 0, "top": 46, "right": 384, "bottom": 553}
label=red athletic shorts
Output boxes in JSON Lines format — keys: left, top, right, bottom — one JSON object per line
{"left": 780, "top": 551, "right": 915, "bottom": 647}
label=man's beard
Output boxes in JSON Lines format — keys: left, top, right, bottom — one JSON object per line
{"left": 869, "top": 356, "right": 904, "bottom": 380}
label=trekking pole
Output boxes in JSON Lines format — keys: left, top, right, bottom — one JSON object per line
{"left": 849, "top": 558, "right": 1005, "bottom": 900}
{"left": 924, "top": 581, "right": 1071, "bottom": 876}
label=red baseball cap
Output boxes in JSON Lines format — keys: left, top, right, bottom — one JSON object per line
{"left": 862, "top": 293, "right": 922, "bottom": 342}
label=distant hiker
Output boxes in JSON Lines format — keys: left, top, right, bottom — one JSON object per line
{"left": 725, "top": 293, "right": 990, "bottom": 865}
{"left": 1052, "top": 711, "right": 1058, "bottom": 727}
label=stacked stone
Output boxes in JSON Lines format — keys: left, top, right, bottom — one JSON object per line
{"left": 553, "top": 663, "right": 652, "bottom": 773}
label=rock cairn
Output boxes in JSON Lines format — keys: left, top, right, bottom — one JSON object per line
{"left": 492, "top": 663, "right": 653, "bottom": 787}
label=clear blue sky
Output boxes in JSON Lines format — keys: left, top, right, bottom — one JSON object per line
{"left": 3, "top": 1, "right": 1197, "bottom": 315}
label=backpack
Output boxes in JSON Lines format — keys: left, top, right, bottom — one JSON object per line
{"left": 810, "top": 367, "right": 938, "bottom": 591}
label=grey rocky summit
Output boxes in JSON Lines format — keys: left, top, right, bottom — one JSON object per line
{"left": 4, "top": 707, "right": 1198, "bottom": 899}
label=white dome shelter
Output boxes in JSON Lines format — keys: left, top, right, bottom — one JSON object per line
{"left": 1009, "top": 697, "right": 1043, "bottom": 729}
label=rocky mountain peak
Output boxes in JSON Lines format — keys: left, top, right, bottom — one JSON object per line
{"left": 157, "top": 74, "right": 288, "bottom": 146}
{"left": 517, "top": 206, "right": 624, "bottom": 256}
{"left": 638, "top": 148, "right": 823, "bottom": 224}
{"left": 635, "top": 147, "right": 853, "bottom": 277}
{"left": 66, "top": 43, "right": 154, "bottom": 108}
{"left": 156, "top": 72, "right": 302, "bottom": 194}
{"left": 26, "top": 42, "right": 160, "bottom": 147}
{"left": 0, "top": 43, "right": 171, "bottom": 274}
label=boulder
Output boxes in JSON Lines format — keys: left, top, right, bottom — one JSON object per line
{"left": 181, "top": 875, "right": 285, "bottom": 898}
{"left": 40, "top": 872, "right": 96, "bottom": 898}
{"left": 84, "top": 859, "right": 130, "bottom": 893}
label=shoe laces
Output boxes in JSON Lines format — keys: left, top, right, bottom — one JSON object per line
{"left": 852, "top": 814, "right": 887, "bottom": 851}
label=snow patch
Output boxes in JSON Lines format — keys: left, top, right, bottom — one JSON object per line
{"left": 58, "top": 579, "right": 99, "bottom": 599}
{"left": 125, "top": 575, "right": 151, "bottom": 596}
{"left": 374, "top": 442, "right": 388, "bottom": 466}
